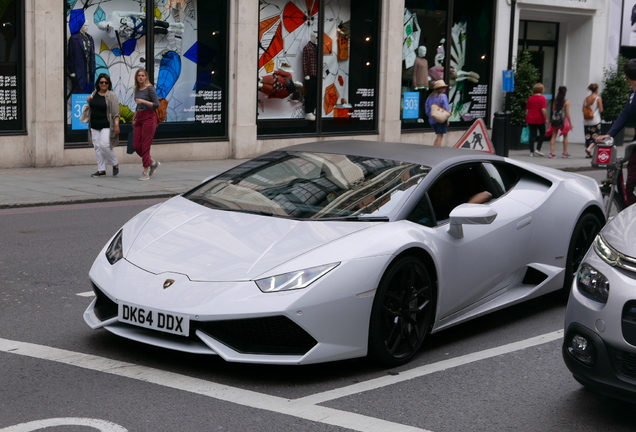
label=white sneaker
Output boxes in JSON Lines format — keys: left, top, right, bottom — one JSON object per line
{"left": 305, "top": 113, "right": 315, "bottom": 121}
{"left": 529, "top": 152, "right": 534, "bottom": 157}
{"left": 149, "top": 161, "right": 160, "bottom": 177}
{"left": 138, "top": 172, "right": 150, "bottom": 181}
{"left": 535, "top": 150, "right": 544, "bottom": 157}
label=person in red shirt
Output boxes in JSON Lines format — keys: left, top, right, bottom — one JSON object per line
{"left": 525, "top": 83, "right": 548, "bottom": 156}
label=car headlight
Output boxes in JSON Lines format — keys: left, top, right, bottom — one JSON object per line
{"left": 594, "top": 234, "right": 620, "bottom": 265}
{"left": 105, "top": 229, "right": 124, "bottom": 265}
{"left": 577, "top": 263, "right": 610, "bottom": 303}
{"left": 255, "top": 263, "right": 340, "bottom": 293}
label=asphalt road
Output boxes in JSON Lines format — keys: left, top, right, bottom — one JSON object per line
{"left": 0, "top": 197, "right": 634, "bottom": 432}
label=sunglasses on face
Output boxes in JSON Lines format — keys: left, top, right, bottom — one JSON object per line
{"left": 99, "top": 81, "right": 109, "bottom": 84}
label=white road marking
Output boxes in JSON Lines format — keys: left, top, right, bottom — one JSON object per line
{"left": 297, "top": 330, "right": 564, "bottom": 405}
{"left": 0, "top": 330, "right": 564, "bottom": 432}
{"left": 0, "top": 417, "right": 128, "bottom": 432}
{"left": 76, "top": 291, "right": 95, "bottom": 297}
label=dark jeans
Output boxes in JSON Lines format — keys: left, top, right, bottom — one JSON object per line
{"left": 304, "top": 75, "right": 317, "bottom": 114}
{"left": 527, "top": 123, "right": 546, "bottom": 153}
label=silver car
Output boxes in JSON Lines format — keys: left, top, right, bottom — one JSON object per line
{"left": 563, "top": 203, "right": 636, "bottom": 402}
{"left": 83, "top": 140, "right": 606, "bottom": 366}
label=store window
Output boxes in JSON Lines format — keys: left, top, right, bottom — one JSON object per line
{"left": 0, "top": 0, "right": 24, "bottom": 133}
{"left": 401, "top": 0, "right": 493, "bottom": 131}
{"left": 257, "top": 0, "right": 380, "bottom": 137}
{"left": 65, "top": 0, "right": 228, "bottom": 146}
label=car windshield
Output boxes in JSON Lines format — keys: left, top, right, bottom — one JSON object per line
{"left": 184, "top": 151, "right": 430, "bottom": 220}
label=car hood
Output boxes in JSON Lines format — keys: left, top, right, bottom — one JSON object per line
{"left": 125, "top": 196, "right": 373, "bottom": 281}
{"left": 603, "top": 204, "right": 636, "bottom": 257}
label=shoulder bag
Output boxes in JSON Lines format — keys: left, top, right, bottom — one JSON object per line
{"left": 431, "top": 103, "right": 451, "bottom": 123}
{"left": 583, "top": 97, "right": 595, "bottom": 120}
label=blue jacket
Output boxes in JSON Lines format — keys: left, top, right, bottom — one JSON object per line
{"left": 608, "top": 92, "right": 636, "bottom": 137}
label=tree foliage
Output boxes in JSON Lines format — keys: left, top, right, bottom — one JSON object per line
{"left": 510, "top": 51, "right": 540, "bottom": 125}
{"left": 601, "top": 56, "right": 631, "bottom": 122}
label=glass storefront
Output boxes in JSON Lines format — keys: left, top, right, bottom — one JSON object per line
{"left": 64, "top": 0, "right": 228, "bottom": 146}
{"left": 401, "top": 0, "right": 494, "bottom": 131}
{"left": 0, "top": 0, "right": 24, "bottom": 133}
{"left": 257, "top": 0, "right": 380, "bottom": 136}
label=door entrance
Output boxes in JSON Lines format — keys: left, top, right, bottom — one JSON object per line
{"left": 518, "top": 20, "right": 559, "bottom": 104}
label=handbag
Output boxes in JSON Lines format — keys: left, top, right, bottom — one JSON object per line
{"left": 583, "top": 101, "right": 595, "bottom": 120}
{"left": 80, "top": 104, "right": 90, "bottom": 123}
{"left": 126, "top": 132, "right": 135, "bottom": 154}
{"left": 431, "top": 103, "right": 451, "bottom": 123}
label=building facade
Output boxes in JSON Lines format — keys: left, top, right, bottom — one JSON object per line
{"left": 0, "top": 0, "right": 618, "bottom": 168}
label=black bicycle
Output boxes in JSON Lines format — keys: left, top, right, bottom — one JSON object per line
{"left": 592, "top": 138, "right": 636, "bottom": 218}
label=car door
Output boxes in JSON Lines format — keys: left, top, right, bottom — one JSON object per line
{"left": 409, "top": 162, "right": 536, "bottom": 321}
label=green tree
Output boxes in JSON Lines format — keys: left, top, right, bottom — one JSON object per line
{"left": 601, "top": 56, "right": 631, "bottom": 122}
{"left": 509, "top": 51, "right": 540, "bottom": 125}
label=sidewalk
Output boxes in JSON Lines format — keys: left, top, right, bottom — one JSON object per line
{"left": 0, "top": 141, "right": 616, "bottom": 209}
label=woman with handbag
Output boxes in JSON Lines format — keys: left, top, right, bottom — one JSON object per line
{"left": 425, "top": 80, "right": 451, "bottom": 147}
{"left": 83, "top": 73, "right": 120, "bottom": 177}
{"left": 583, "top": 83, "right": 603, "bottom": 158}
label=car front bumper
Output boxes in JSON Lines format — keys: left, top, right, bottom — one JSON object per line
{"left": 563, "top": 250, "right": 636, "bottom": 402}
{"left": 84, "top": 252, "right": 388, "bottom": 365}
{"left": 563, "top": 322, "right": 636, "bottom": 403}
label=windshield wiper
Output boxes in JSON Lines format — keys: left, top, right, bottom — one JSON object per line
{"left": 313, "top": 215, "right": 390, "bottom": 222}
{"left": 220, "top": 208, "right": 275, "bottom": 217}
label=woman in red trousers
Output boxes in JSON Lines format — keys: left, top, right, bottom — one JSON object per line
{"left": 132, "top": 68, "right": 160, "bottom": 181}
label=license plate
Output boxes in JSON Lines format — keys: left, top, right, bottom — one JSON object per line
{"left": 118, "top": 303, "right": 190, "bottom": 337}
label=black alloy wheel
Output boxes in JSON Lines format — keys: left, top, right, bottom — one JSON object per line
{"left": 564, "top": 213, "right": 602, "bottom": 291}
{"left": 368, "top": 256, "right": 434, "bottom": 366}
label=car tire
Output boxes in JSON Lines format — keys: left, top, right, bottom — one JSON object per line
{"left": 368, "top": 255, "right": 435, "bottom": 367}
{"left": 564, "top": 213, "right": 602, "bottom": 292}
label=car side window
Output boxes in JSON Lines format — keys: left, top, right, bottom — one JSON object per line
{"left": 483, "top": 162, "right": 520, "bottom": 196}
{"left": 406, "top": 195, "right": 435, "bottom": 227}
{"left": 428, "top": 164, "right": 491, "bottom": 222}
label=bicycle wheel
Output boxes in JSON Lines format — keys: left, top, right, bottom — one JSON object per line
{"left": 601, "top": 187, "right": 625, "bottom": 220}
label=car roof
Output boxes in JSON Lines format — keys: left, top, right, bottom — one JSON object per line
{"left": 281, "top": 140, "right": 505, "bottom": 169}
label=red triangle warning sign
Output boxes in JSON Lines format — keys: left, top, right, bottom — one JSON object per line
{"left": 454, "top": 119, "right": 494, "bottom": 153}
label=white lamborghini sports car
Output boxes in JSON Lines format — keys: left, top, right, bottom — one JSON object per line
{"left": 84, "top": 141, "right": 605, "bottom": 366}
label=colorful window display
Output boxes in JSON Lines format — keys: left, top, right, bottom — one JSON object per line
{"left": 401, "top": 0, "right": 494, "bottom": 131}
{"left": 257, "top": 0, "right": 380, "bottom": 136}
{"left": 65, "top": 0, "right": 228, "bottom": 145}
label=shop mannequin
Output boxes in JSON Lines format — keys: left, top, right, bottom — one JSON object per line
{"left": 66, "top": 22, "right": 96, "bottom": 94}
{"left": 258, "top": 70, "right": 303, "bottom": 99}
{"left": 412, "top": 46, "right": 429, "bottom": 123}
{"left": 303, "top": 32, "right": 318, "bottom": 120}
{"left": 428, "top": 39, "right": 479, "bottom": 86}
{"left": 412, "top": 46, "right": 429, "bottom": 89}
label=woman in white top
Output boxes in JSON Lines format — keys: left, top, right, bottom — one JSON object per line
{"left": 583, "top": 83, "right": 603, "bottom": 157}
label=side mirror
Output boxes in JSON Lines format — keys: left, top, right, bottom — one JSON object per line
{"left": 448, "top": 204, "right": 497, "bottom": 239}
